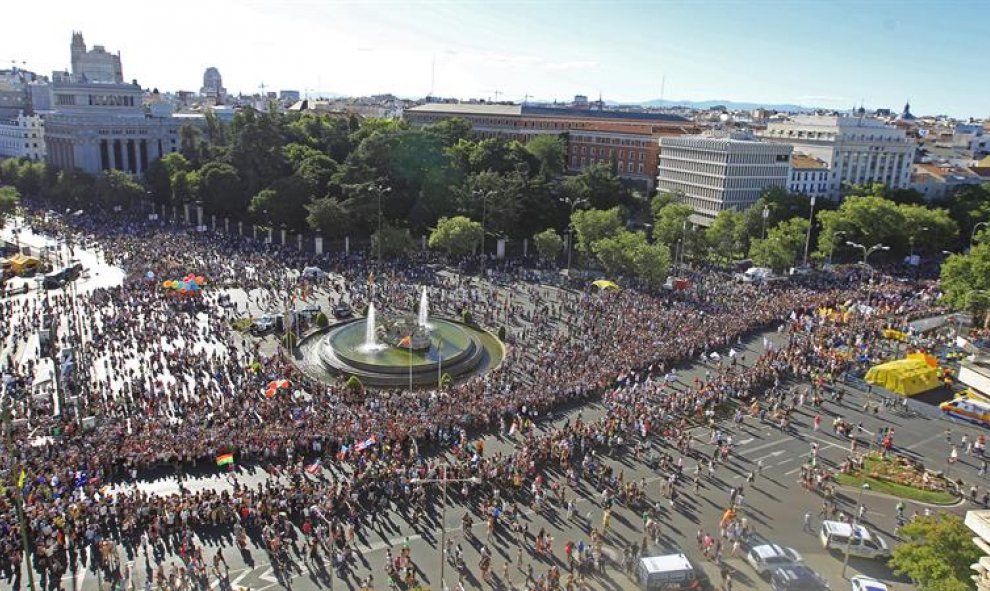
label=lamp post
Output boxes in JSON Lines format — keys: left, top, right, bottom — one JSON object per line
{"left": 410, "top": 472, "right": 482, "bottom": 591}
{"left": 374, "top": 183, "right": 391, "bottom": 268}
{"left": 761, "top": 204, "right": 770, "bottom": 240}
{"left": 474, "top": 190, "right": 495, "bottom": 278}
{"left": 802, "top": 196, "right": 816, "bottom": 267}
{"left": 909, "top": 226, "right": 929, "bottom": 258}
{"left": 827, "top": 231, "right": 846, "bottom": 267}
{"left": 846, "top": 241, "right": 890, "bottom": 307}
{"left": 559, "top": 196, "right": 588, "bottom": 277}
{"left": 971, "top": 221, "right": 989, "bottom": 251}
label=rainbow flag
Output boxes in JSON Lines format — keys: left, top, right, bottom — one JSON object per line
{"left": 398, "top": 335, "right": 412, "bottom": 348}
{"left": 216, "top": 453, "right": 235, "bottom": 467}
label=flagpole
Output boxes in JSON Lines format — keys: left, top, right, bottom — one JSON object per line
{"left": 408, "top": 337, "right": 413, "bottom": 392}
{"left": 437, "top": 335, "right": 443, "bottom": 390}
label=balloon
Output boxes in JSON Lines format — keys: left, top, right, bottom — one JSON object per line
{"left": 195, "top": 276, "right": 205, "bottom": 285}
{"left": 161, "top": 280, "right": 171, "bottom": 289}
{"left": 179, "top": 288, "right": 188, "bottom": 295}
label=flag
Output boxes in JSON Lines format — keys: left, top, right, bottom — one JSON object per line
{"left": 305, "top": 459, "right": 322, "bottom": 474}
{"left": 398, "top": 335, "right": 412, "bottom": 348}
{"left": 355, "top": 435, "right": 377, "bottom": 452}
{"left": 216, "top": 453, "right": 235, "bottom": 467}
{"left": 18, "top": 469, "right": 26, "bottom": 489}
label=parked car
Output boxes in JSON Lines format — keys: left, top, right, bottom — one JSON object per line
{"left": 637, "top": 554, "right": 710, "bottom": 591}
{"left": 850, "top": 576, "right": 889, "bottom": 591}
{"left": 332, "top": 303, "right": 353, "bottom": 319}
{"left": 296, "top": 304, "right": 321, "bottom": 322}
{"left": 770, "top": 565, "right": 830, "bottom": 591}
{"left": 301, "top": 266, "right": 326, "bottom": 281}
{"left": 820, "top": 520, "right": 890, "bottom": 559}
{"left": 746, "top": 544, "right": 804, "bottom": 576}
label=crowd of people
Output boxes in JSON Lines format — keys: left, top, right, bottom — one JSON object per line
{"left": 0, "top": 207, "right": 952, "bottom": 590}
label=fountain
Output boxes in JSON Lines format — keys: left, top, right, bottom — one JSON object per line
{"left": 418, "top": 287, "right": 430, "bottom": 328}
{"left": 307, "top": 286, "right": 504, "bottom": 387}
{"left": 357, "top": 302, "right": 386, "bottom": 353}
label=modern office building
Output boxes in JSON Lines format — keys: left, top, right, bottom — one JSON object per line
{"left": 760, "top": 114, "right": 915, "bottom": 199}
{"left": 966, "top": 510, "right": 990, "bottom": 591}
{"left": 405, "top": 102, "right": 697, "bottom": 189}
{"left": 44, "top": 33, "right": 185, "bottom": 175}
{"left": 657, "top": 131, "right": 793, "bottom": 225}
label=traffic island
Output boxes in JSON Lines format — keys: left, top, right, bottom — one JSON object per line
{"left": 834, "top": 452, "right": 961, "bottom": 505}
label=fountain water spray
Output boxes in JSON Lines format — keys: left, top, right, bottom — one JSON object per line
{"left": 418, "top": 287, "right": 430, "bottom": 328}
{"left": 358, "top": 302, "right": 386, "bottom": 352}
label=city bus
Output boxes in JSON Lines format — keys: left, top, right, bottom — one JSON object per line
{"left": 940, "top": 397, "right": 990, "bottom": 428}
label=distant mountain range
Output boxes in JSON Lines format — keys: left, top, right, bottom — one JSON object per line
{"left": 621, "top": 98, "right": 818, "bottom": 112}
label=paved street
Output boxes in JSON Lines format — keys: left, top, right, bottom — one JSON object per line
{"left": 38, "top": 318, "right": 985, "bottom": 591}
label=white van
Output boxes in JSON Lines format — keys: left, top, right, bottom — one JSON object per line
{"left": 638, "top": 554, "right": 710, "bottom": 591}
{"left": 819, "top": 520, "right": 890, "bottom": 559}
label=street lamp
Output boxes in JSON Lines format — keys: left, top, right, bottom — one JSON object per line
{"left": 846, "top": 241, "right": 890, "bottom": 302}
{"left": 410, "top": 471, "right": 482, "bottom": 591}
{"left": 473, "top": 190, "right": 495, "bottom": 278}
{"left": 909, "top": 226, "right": 929, "bottom": 258}
{"left": 827, "top": 231, "right": 846, "bottom": 267}
{"left": 761, "top": 204, "right": 770, "bottom": 240}
{"left": 803, "top": 196, "right": 816, "bottom": 267}
{"left": 375, "top": 183, "right": 391, "bottom": 266}
{"left": 558, "top": 195, "right": 588, "bottom": 277}
{"left": 971, "top": 221, "right": 989, "bottom": 251}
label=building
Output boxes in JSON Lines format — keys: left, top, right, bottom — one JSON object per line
{"left": 44, "top": 33, "right": 185, "bottom": 175}
{"left": 966, "top": 509, "right": 990, "bottom": 590}
{"left": 761, "top": 114, "right": 916, "bottom": 200}
{"left": 0, "top": 111, "right": 45, "bottom": 161}
{"left": 70, "top": 31, "right": 123, "bottom": 83}
{"left": 910, "top": 163, "right": 984, "bottom": 200}
{"left": 279, "top": 90, "right": 300, "bottom": 102}
{"left": 788, "top": 153, "right": 829, "bottom": 198}
{"left": 657, "top": 131, "right": 793, "bottom": 225}
{"left": 199, "top": 67, "right": 226, "bottom": 104}
{"left": 405, "top": 102, "right": 696, "bottom": 189}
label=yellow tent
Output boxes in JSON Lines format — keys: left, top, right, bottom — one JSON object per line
{"left": 592, "top": 279, "right": 620, "bottom": 290}
{"left": 864, "top": 352, "right": 940, "bottom": 397}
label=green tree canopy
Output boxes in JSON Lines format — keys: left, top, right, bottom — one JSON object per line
{"left": 563, "top": 161, "right": 630, "bottom": 210}
{"left": 591, "top": 230, "right": 671, "bottom": 287}
{"left": 940, "top": 232, "right": 990, "bottom": 321}
{"left": 524, "top": 135, "right": 567, "bottom": 179}
{"left": 888, "top": 513, "right": 981, "bottom": 591}
{"left": 306, "top": 197, "right": 353, "bottom": 238}
{"left": 748, "top": 216, "right": 809, "bottom": 272}
{"left": 570, "top": 206, "right": 624, "bottom": 255}
{"left": 940, "top": 183, "right": 990, "bottom": 248}
{"left": 371, "top": 222, "right": 416, "bottom": 259}
{"left": 195, "top": 162, "right": 245, "bottom": 217}
{"left": 532, "top": 228, "right": 564, "bottom": 261}
{"left": 705, "top": 210, "right": 746, "bottom": 263}
{"left": 95, "top": 170, "right": 145, "bottom": 209}
{"left": 429, "top": 215, "right": 483, "bottom": 256}
{"left": 248, "top": 175, "right": 311, "bottom": 230}
{"left": 0, "top": 185, "right": 21, "bottom": 226}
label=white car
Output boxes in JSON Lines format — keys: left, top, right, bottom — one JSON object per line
{"left": 746, "top": 543, "right": 804, "bottom": 576}
{"left": 851, "top": 576, "right": 890, "bottom": 591}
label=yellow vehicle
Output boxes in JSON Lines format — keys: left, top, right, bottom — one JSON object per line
{"left": 955, "top": 388, "right": 990, "bottom": 405}
{"left": 940, "top": 397, "right": 990, "bottom": 428}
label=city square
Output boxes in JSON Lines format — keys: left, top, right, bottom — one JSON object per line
{"left": 3, "top": 5, "right": 990, "bottom": 591}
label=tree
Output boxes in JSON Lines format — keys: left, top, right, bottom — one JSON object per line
{"left": 457, "top": 171, "right": 522, "bottom": 239}
{"left": 179, "top": 123, "right": 202, "bottom": 163}
{"left": 306, "top": 197, "right": 353, "bottom": 238}
{"left": 532, "top": 228, "right": 564, "bottom": 261}
{"left": 372, "top": 222, "right": 416, "bottom": 259}
{"left": 564, "top": 161, "right": 630, "bottom": 210}
{"left": 248, "top": 175, "right": 311, "bottom": 230}
{"left": 652, "top": 203, "right": 694, "bottom": 249}
{"left": 425, "top": 117, "right": 473, "bottom": 148}
{"left": 941, "top": 183, "right": 990, "bottom": 248}
{"left": 570, "top": 207, "right": 624, "bottom": 255}
{"left": 591, "top": 230, "right": 671, "bottom": 287}
{"left": 429, "top": 216, "right": 483, "bottom": 256}
{"left": 525, "top": 135, "right": 567, "bottom": 179}
{"left": 940, "top": 235, "right": 990, "bottom": 322}
{"left": 0, "top": 185, "right": 21, "bottom": 226}
{"left": 748, "top": 217, "right": 809, "bottom": 272}
{"left": 95, "top": 169, "right": 145, "bottom": 209}
{"left": 888, "top": 513, "right": 981, "bottom": 591}
{"left": 196, "top": 163, "right": 244, "bottom": 217}
{"left": 295, "top": 154, "right": 338, "bottom": 196}
{"left": 705, "top": 210, "right": 746, "bottom": 263}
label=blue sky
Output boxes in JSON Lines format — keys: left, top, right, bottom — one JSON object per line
{"left": 5, "top": 0, "right": 986, "bottom": 117}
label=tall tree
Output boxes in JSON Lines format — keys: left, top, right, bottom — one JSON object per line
{"left": 749, "top": 217, "right": 809, "bottom": 272}
{"left": 179, "top": 123, "right": 202, "bottom": 163}
{"left": 306, "top": 197, "right": 353, "bottom": 238}
{"left": 525, "top": 135, "right": 567, "bottom": 179}
{"left": 888, "top": 513, "right": 981, "bottom": 591}
{"left": 940, "top": 230, "right": 990, "bottom": 323}
{"left": 564, "top": 161, "right": 630, "bottom": 210}
{"left": 248, "top": 175, "right": 311, "bottom": 230}
{"left": 705, "top": 210, "right": 746, "bottom": 263}
{"left": 532, "top": 228, "right": 564, "bottom": 261}
{"left": 570, "top": 207, "right": 624, "bottom": 255}
{"left": 95, "top": 170, "right": 144, "bottom": 209}
{"left": 428, "top": 216, "right": 483, "bottom": 256}
{"left": 195, "top": 163, "right": 244, "bottom": 217}
{"left": 0, "top": 185, "right": 21, "bottom": 226}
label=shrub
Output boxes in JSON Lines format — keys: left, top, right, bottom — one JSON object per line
{"left": 462, "top": 310, "right": 473, "bottom": 325}
{"left": 315, "top": 312, "right": 329, "bottom": 328}
{"left": 281, "top": 333, "right": 297, "bottom": 349}
{"left": 439, "top": 373, "right": 453, "bottom": 389}
{"left": 497, "top": 326, "right": 506, "bottom": 341}
{"left": 346, "top": 376, "right": 363, "bottom": 391}
{"left": 230, "top": 317, "right": 253, "bottom": 333}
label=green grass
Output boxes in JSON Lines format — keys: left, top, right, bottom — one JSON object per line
{"left": 834, "top": 455, "right": 960, "bottom": 505}
{"left": 230, "top": 317, "right": 253, "bottom": 333}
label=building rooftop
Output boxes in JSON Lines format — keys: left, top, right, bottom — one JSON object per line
{"left": 407, "top": 102, "right": 688, "bottom": 123}
{"left": 791, "top": 153, "right": 828, "bottom": 169}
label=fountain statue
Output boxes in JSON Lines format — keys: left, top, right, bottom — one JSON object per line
{"left": 418, "top": 287, "right": 430, "bottom": 328}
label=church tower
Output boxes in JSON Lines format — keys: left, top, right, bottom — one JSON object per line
{"left": 70, "top": 32, "right": 86, "bottom": 77}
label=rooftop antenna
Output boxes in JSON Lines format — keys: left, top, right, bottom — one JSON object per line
{"left": 523, "top": 93, "right": 530, "bottom": 105}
